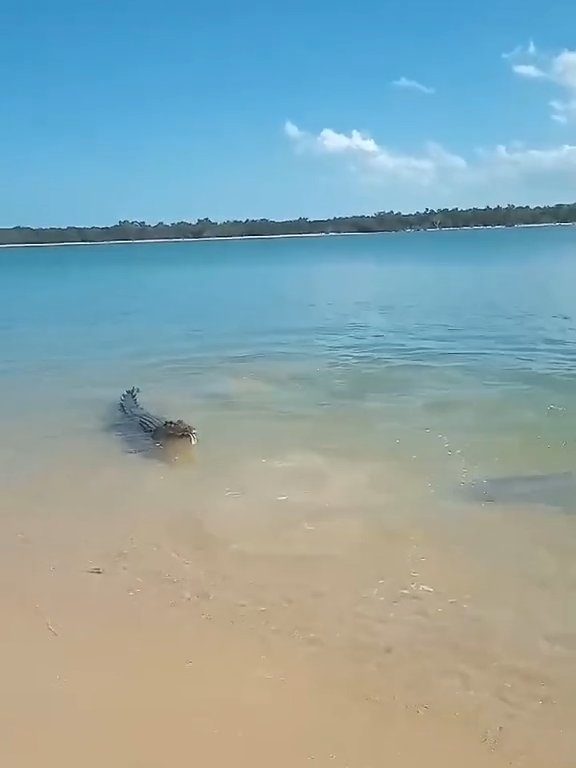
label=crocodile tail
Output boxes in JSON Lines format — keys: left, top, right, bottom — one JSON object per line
{"left": 120, "top": 386, "right": 140, "bottom": 415}
{"left": 119, "top": 387, "right": 164, "bottom": 433}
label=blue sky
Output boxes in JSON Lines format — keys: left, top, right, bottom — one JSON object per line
{"left": 1, "top": 0, "right": 575, "bottom": 226}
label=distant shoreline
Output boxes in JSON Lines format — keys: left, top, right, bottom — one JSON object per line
{"left": 0, "top": 231, "right": 333, "bottom": 249}
{"left": 0, "top": 221, "right": 574, "bottom": 250}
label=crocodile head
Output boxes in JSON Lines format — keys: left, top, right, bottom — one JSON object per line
{"left": 154, "top": 419, "right": 198, "bottom": 446}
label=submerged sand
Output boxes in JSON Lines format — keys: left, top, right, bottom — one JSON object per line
{"left": 1, "top": 441, "right": 575, "bottom": 767}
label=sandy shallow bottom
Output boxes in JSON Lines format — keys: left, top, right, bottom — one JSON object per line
{"left": 1, "top": 435, "right": 575, "bottom": 768}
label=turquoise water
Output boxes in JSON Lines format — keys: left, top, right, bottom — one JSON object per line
{"left": 1, "top": 226, "right": 576, "bottom": 499}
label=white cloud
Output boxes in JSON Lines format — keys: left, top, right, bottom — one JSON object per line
{"left": 282, "top": 45, "right": 576, "bottom": 209}
{"left": 284, "top": 121, "right": 576, "bottom": 204}
{"left": 285, "top": 123, "right": 466, "bottom": 185}
{"left": 284, "top": 120, "right": 305, "bottom": 140}
{"left": 507, "top": 43, "right": 576, "bottom": 123}
{"left": 317, "top": 128, "right": 380, "bottom": 155}
{"left": 512, "top": 63, "right": 545, "bottom": 79}
{"left": 550, "top": 99, "right": 576, "bottom": 124}
{"left": 551, "top": 50, "right": 576, "bottom": 89}
{"left": 503, "top": 39, "right": 537, "bottom": 60}
{"left": 392, "top": 76, "right": 435, "bottom": 95}
{"left": 479, "top": 143, "right": 576, "bottom": 172}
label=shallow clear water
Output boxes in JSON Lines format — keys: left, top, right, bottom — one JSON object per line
{"left": 1, "top": 226, "right": 576, "bottom": 487}
{"left": 1, "top": 228, "right": 576, "bottom": 767}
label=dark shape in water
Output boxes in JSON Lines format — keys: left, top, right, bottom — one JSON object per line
{"left": 119, "top": 387, "right": 198, "bottom": 447}
{"left": 463, "top": 472, "right": 576, "bottom": 510}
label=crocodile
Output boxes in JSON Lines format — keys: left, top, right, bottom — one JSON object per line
{"left": 119, "top": 387, "right": 198, "bottom": 446}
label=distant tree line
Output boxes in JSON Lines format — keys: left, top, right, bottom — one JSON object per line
{"left": 1, "top": 203, "right": 576, "bottom": 246}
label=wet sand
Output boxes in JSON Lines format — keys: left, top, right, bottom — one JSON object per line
{"left": 1, "top": 443, "right": 575, "bottom": 767}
